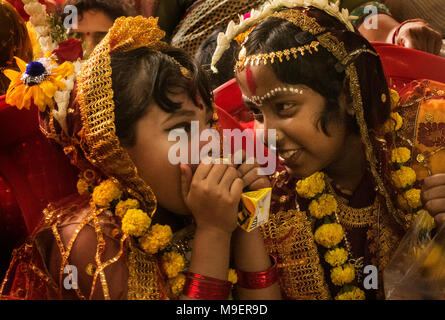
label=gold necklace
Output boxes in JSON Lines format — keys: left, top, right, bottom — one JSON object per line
{"left": 328, "top": 182, "right": 378, "bottom": 228}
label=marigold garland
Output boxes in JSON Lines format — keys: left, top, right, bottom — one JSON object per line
{"left": 391, "top": 166, "right": 417, "bottom": 189}
{"left": 168, "top": 273, "right": 186, "bottom": 297}
{"left": 139, "top": 224, "right": 173, "bottom": 255}
{"left": 92, "top": 178, "right": 123, "bottom": 207}
{"left": 89, "top": 177, "right": 186, "bottom": 298}
{"left": 121, "top": 209, "right": 152, "bottom": 237}
{"left": 384, "top": 112, "right": 403, "bottom": 133}
{"left": 331, "top": 264, "right": 355, "bottom": 286}
{"left": 308, "top": 193, "right": 338, "bottom": 219}
{"left": 295, "top": 172, "right": 365, "bottom": 300}
{"left": 391, "top": 147, "right": 411, "bottom": 164}
{"left": 295, "top": 171, "right": 326, "bottom": 199}
{"left": 115, "top": 199, "right": 140, "bottom": 218}
{"left": 325, "top": 248, "right": 349, "bottom": 267}
{"left": 162, "top": 251, "right": 186, "bottom": 279}
{"left": 335, "top": 286, "right": 366, "bottom": 300}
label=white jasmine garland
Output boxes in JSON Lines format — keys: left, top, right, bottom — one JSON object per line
{"left": 23, "top": 0, "right": 57, "bottom": 53}
{"left": 52, "top": 59, "right": 83, "bottom": 134}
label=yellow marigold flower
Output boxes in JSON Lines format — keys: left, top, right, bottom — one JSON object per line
{"left": 228, "top": 268, "right": 238, "bottom": 284}
{"left": 169, "top": 273, "right": 186, "bottom": 297}
{"left": 404, "top": 188, "right": 421, "bottom": 209}
{"left": 77, "top": 178, "right": 90, "bottom": 196}
{"left": 92, "top": 179, "right": 123, "bottom": 207}
{"left": 314, "top": 223, "right": 344, "bottom": 249}
{"left": 139, "top": 224, "right": 173, "bottom": 254}
{"left": 331, "top": 264, "right": 355, "bottom": 286}
{"left": 308, "top": 194, "right": 338, "bottom": 219}
{"left": 296, "top": 172, "right": 326, "bottom": 199}
{"left": 390, "top": 89, "right": 400, "bottom": 110}
{"left": 335, "top": 286, "right": 366, "bottom": 300}
{"left": 391, "top": 147, "right": 411, "bottom": 164}
{"left": 397, "top": 193, "right": 410, "bottom": 211}
{"left": 115, "top": 198, "right": 139, "bottom": 218}
{"left": 384, "top": 112, "right": 403, "bottom": 133}
{"left": 121, "top": 209, "right": 151, "bottom": 237}
{"left": 162, "top": 251, "right": 185, "bottom": 279}
{"left": 325, "top": 248, "right": 349, "bottom": 267}
{"left": 391, "top": 166, "right": 416, "bottom": 189}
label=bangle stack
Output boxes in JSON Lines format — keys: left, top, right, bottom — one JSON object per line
{"left": 182, "top": 255, "right": 279, "bottom": 299}
{"left": 236, "top": 255, "right": 279, "bottom": 289}
{"left": 183, "top": 272, "right": 233, "bottom": 300}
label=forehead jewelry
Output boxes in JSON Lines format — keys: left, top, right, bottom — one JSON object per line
{"left": 243, "top": 86, "right": 303, "bottom": 106}
{"left": 236, "top": 41, "right": 320, "bottom": 73}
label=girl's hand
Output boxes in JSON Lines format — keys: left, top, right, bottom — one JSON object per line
{"left": 180, "top": 162, "right": 244, "bottom": 234}
{"left": 422, "top": 174, "right": 445, "bottom": 227}
{"left": 394, "top": 20, "right": 442, "bottom": 55}
{"left": 235, "top": 151, "right": 271, "bottom": 191}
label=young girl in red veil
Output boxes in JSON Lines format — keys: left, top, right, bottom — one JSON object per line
{"left": 1, "top": 16, "right": 281, "bottom": 300}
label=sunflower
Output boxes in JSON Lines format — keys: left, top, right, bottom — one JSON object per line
{"left": 3, "top": 55, "right": 74, "bottom": 112}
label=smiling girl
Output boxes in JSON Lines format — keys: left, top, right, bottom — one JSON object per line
{"left": 211, "top": 0, "right": 445, "bottom": 300}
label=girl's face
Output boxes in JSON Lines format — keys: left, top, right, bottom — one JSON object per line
{"left": 126, "top": 91, "right": 213, "bottom": 215}
{"left": 237, "top": 65, "right": 349, "bottom": 179}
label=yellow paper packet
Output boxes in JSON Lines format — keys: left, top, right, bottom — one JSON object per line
{"left": 237, "top": 188, "right": 271, "bottom": 232}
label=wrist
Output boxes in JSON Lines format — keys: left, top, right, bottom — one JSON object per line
{"left": 392, "top": 18, "right": 427, "bottom": 44}
{"left": 195, "top": 225, "right": 233, "bottom": 241}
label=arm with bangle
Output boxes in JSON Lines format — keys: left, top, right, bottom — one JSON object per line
{"left": 231, "top": 228, "right": 281, "bottom": 300}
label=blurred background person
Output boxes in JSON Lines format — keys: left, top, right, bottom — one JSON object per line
{"left": 60, "top": 0, "right": 136, "bottom": 57}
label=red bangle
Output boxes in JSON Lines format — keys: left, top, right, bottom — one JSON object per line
{"left": 392, "top": 19, "right": 427, "bottom": 45}
{"left": 182, "top": 272, "right": 233, "bottom": 300}
{"left": 236, "top": 255, "right": 279, "bottom": 289}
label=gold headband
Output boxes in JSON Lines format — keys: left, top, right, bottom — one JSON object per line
{"left": 236, "top": 41, "right": 320, "bottom": 72}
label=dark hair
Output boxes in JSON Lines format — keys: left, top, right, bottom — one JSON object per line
{"left": 62, "top": 0, "right": 136, "bottom": 21}
{"left": 196, "top": 28, "right": 240, "bottom": 90}
{"left": 110, "top": 46, "right": 214, "bottom": 146}
{"left": 242, "top": 8, "right": 390, "bottom": 135}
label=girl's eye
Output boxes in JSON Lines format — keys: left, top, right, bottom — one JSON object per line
{"left": 168, "top": 122, "right": 191, "bottom": 133}
{"left": 249, "top": 106, "right": 264, "bottom": 123}
{"left": 276, "top": 102, "right": 295, "bottom": 112}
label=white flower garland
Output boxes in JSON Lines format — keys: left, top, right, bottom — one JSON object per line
{"left": 22, "top": 0, "right": 57, "bottom": 53}
{"left": 22, "top": 0, "right": 83, "bottom": 134}
{"left": 211, "top": 0, "right": 356, "bottom": 73}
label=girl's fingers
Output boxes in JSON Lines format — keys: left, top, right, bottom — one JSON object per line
{"left": 423, "top": 174, "right": 445, "bottom": 190}
{"left": 219, "top": 166, "right": 240, "bottom": 189}
{"left": 230, "top": 177, "right": 244, "bottom": 198}
{"left": 238, "top": 159, "right": 258, "bottom": 177}
{"left": 206, "top": 163, "right": 230, "bottom": 184}
{"left": 425, "top": 198, "right": 445, "bottom": 217}
{"left": 193, "top": 161, "right": 214, "bottom": 181}
{"left": 422, "top": 185, "right": 445, "bottom": 203}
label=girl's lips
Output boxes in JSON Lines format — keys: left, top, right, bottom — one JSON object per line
{"left": 278, "top": 148, "right": 303, "bottom": 166}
